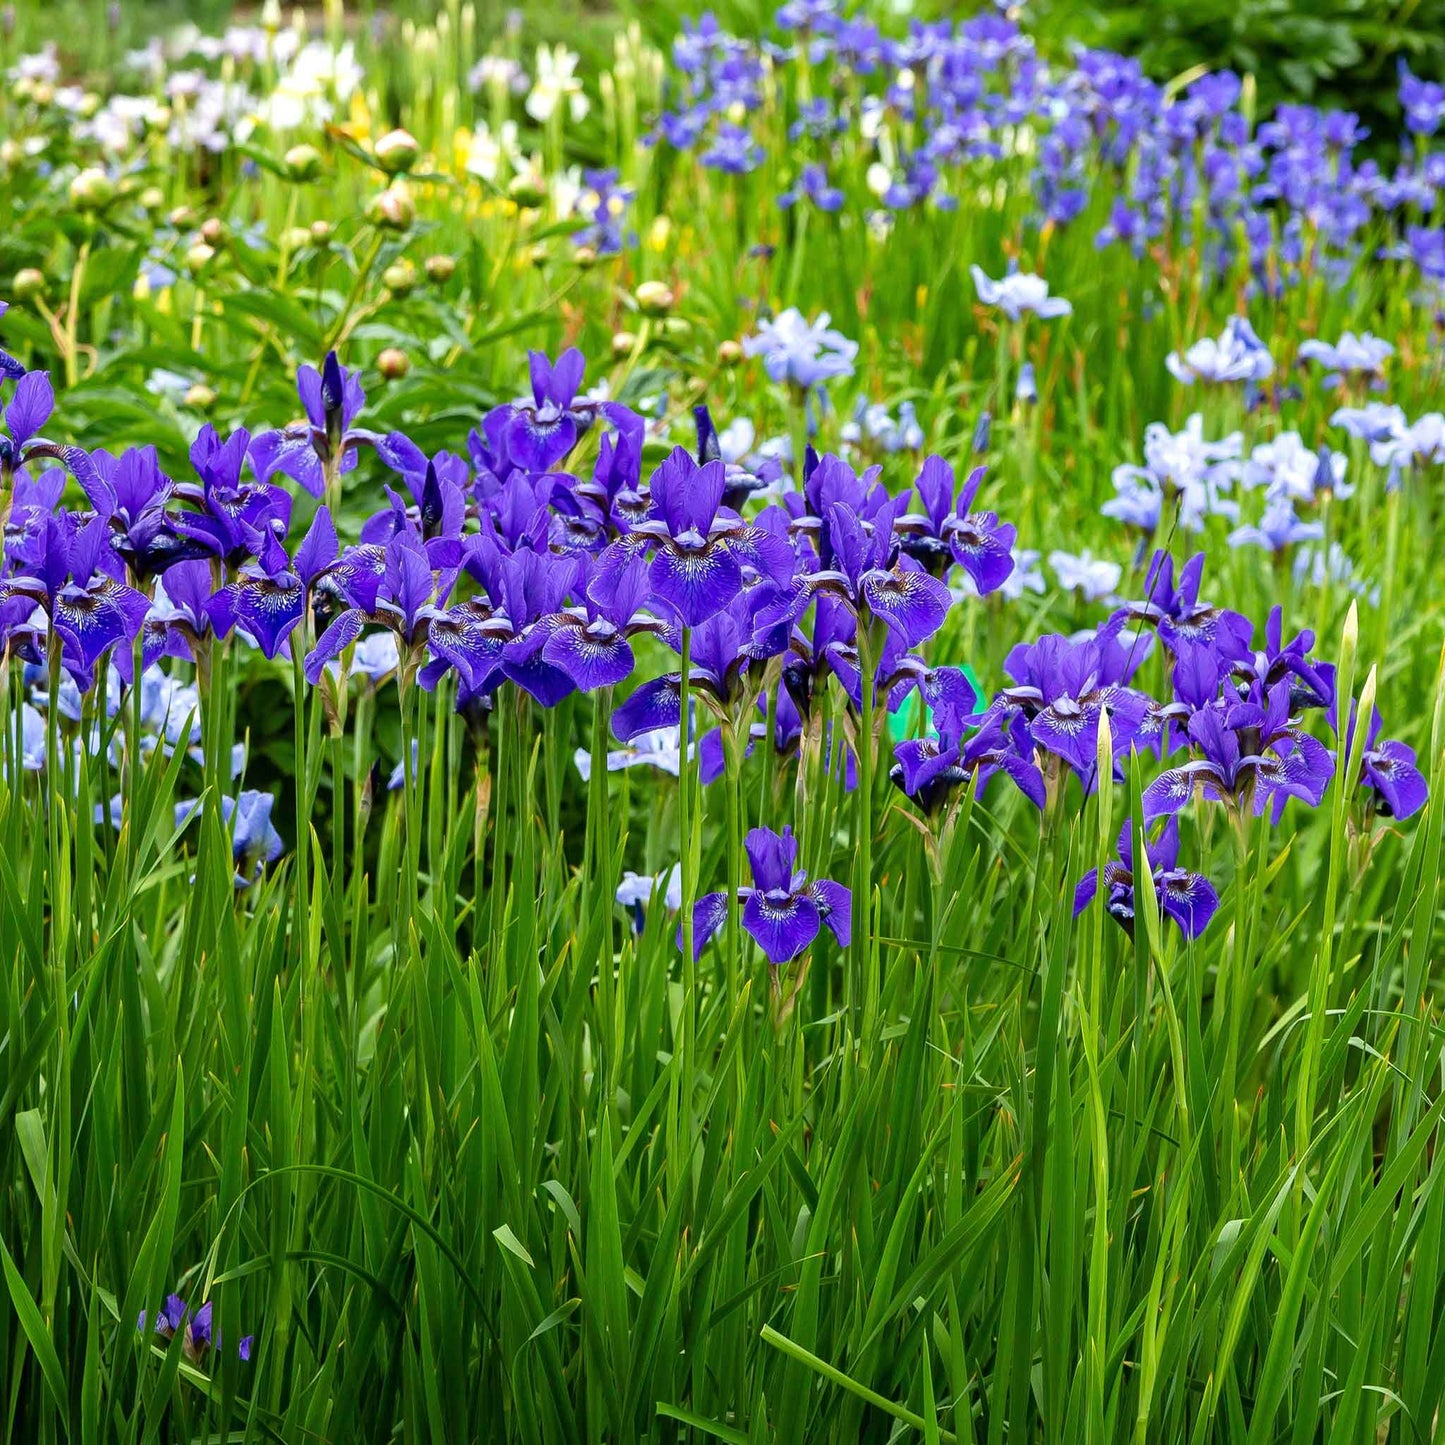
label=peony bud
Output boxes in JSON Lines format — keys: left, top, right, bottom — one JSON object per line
{"left": 373, "top": 128, "right": 420, "bottom": 175}
{"left": 284, "top": 143, "right": 322, "bottom": 182}
{"left": 424, "top": 254, "right": 456, "bottom": 284}
{"left": 69, "top": 167, "right": 115, "bottom": 211}
{"left": 633, "top": 280, "right": 675, "bottom": 316}
{"left": 377, "top": 347, "right": 411, "bottom": 380}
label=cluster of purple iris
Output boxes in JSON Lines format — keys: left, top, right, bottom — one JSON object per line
{"left": 657, "top": 2, "right": 1445, "bottom": 292}
{"left": 0, "top": 313, "right": 1428, "bottom": 952}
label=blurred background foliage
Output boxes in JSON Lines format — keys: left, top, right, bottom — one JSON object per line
{"left": 12, "top": 0, "right": 1443, "bottom": 159}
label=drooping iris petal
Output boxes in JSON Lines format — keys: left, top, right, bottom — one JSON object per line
{"left": 742, "top": 889, "right": 821, "bottom": 964}
{"left": 1363, "top": 741, "right": 1429, "bottom": 819}
{"left": 611, "top": 675, "right": 683, "bottom": 742}
{"left": 680, "top": 892, "right": 729, "bottom": 962}
{"left": 649, "top": 542, "right": 742, "bottom": 628}
{"left": 541, "top": 622, "right": 635, "bottom": 692}
{"left": 1157, "top": 869, "right": 1220, "bottom": 938}
{"left": 805, "top": 879, "right": 852, "bottom": 948}
{"left": 53, "top": 579, "right": 150, "bottom": 669}
{"left": 304, "top": 609, "right": 367, "bottom": 684}
{"left": 860, "top": 563, "right": 951, "bottom": 646}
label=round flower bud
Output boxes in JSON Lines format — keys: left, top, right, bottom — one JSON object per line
{"left": 78, "top": 92, "right": 101, "bottom": 120}
{"left": 366, "top": 186, "right": 415, "bottom": 232}
{"left": 611, "top": 330, "right": 638, "bottom": 359}
{"left": 145, "top": 104, "right": 172, "bottom": 133}
{"left": 167, "top": 205, "right": 195, "bottom": 229}
{"left": 717, "top": 339, "right": 744, "bottom": 367}
{"left": 507, "top": 171, "right": 547, "bottom": 209}
{"left": 200, "top": 217, "right": 224, "bottom": 245}
{"left": 662, "top": 317, "right": 692, "bottom": 340}
{"left": 12, "top": 268, "right": 45, "bottom": 301}
{"left": 383, "top": 258, "right": 418, "bottom": 297}
{"left": 309, "top": 219, "right": 333, "bottom": 245}
{"left": 377, "top": 347, "right": 411, "bottom": 380}
{"left": 32, "top": 82, "right": 54, "bottom": 108}
{"left": 184, "top": 242, "right": 216, "bottom": 276}
{"left": 0, "top": 140, "right": 21, "bottom": 168}
{"left": 374, "top": 128, "right": 420, "bottom": 175}
{"left": 139, "top": 186, "right": 165, "bottom": 212}
{"left": 424, "top": 253, "right": 456, "bottom": 284}
{"left": 284, "top": 143, "right": 322, "bottom": 182}
{"left": 281, "top": 226, "right": 312, "bottom": 252}
{"left": 573, "top": 245, "right": 598, "bottom": 271}
{"left": 184, "top": 383, "right": 217, "bottom": 410}
{"left": 69, "top": 167, "right": 115, "bottom": 211}
{"left": 527, "top": 243, "right": 550, "bottom": 269}
{"left": 633, "top": 280, "right": 675, "bottom": 317}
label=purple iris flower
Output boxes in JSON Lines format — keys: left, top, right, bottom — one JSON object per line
{"left": 895, "top": 455, "right": 1016, "bottom": 592}
{"left": 303, "top": 531, "right": 448, "bottom": 684}
{"left": 1230, "top": 606, "right": 1334, "bottom": 712}
{"left": 140, "top": 560, "right": 217, "bottom": 669}
{"left": 175, "top": 789, "right": 286, "bottom": 888}
{"left": 248, "top": 352, "right": 381, "bottom": 499}
{"left": 757, "top": 489, "right": 952, "bottom": 652}
{"left": 694, "top": 405, "right": 782, "bottom": 511}
{"left": 0, "top": 301, "right": 23, "bottom": 380}
{"left": 994, "top": 632, "right": 1149, "bottom": 784}
{"left": 0, "top": 370, "right": 99, "bottom": 492}
{"left": 627, "top": 446, "right": 792, "bottom": 627}
{"left": 685, "top": 825, "right": 851, "bottom": 965}
{"left": 1334, "top": 701, "right": 1429, "bottom": 821}
{"left": 611, "top": 586, "right": 780, "bottom": 741}
{"left": 175, "top": 426, "right": 293, "bottom": 568}
{"left": 1073, "top": 817, "right": 1219, "bottom": 939}
{"left": 891, "top": 665, "right": 1044, "bottom": 813}
{"left": 209, "top": 506, "right": 338, "bottom": 658}
{"left": 493, "top": 348, "right": 598, "bottom": 475}
{"left": 1113, "top": 551, "right": 1252, "bottom": 659}
{"left": 87, "top": 444, "right": 203, "bottom": 581}
{"left": 138, "top": 1293, "right": 253, "bottom": 1363}
{"left": 1, "top": 513, "right": 150, "bottom": 679}
{"left": 541, "top": 554, "right": 669, "bottom": 691}
{"left": 1142, "top": 680, "right": 1334, "bottom": 823}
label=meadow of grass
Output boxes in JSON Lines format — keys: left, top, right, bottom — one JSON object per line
{"left": 1, "top": 3, "right": 1444, "bottom": 1442}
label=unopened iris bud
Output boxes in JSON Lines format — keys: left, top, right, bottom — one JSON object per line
{"left": 573, "top": 245, "right": 598, "bottom": 270}
{"left": 972, "top": 410, "right": 992, "bottom": 454}
{"left": 69, "top": 167, "right": 115, "bottom": 211}
{"left": 284, "top": 143, "right": 322, "bottom": 182}
{"left": 200, "top": 218, "right": 224, "bottom": 245}
{"left": 12, "top": 268, "right": 45, "bottom": 301}
{"left": 184, "top": 242, "right": 216, "bottom": 275}
{"left": 424, "top": 254, "right": 455, "bottom": 284}
{"left": 309, "top": 219, "right": 333, "bottom": 245}
{"left": 717, "top": 339, "right": 744, "bottom": 367}
{"left": 374, "top": 128, "right": 420, "bottom": 175}
{"left": 185, "top": 383, "right": 217, "bottom": 409}
{"left": 611, "top": 330, "right": 637, "bottom": 359}
{"left": 377, "top": 347, "right": 410, "bottom": 380}
{"left": 634, "top": 280, "right": 674, "bottom": 316}
{"left": 366, "top": 186, "right": 415, "bottom": 231}
{"left": 507, "top": 171, "right": 546, "bottom": 208}
{"left": 383, "top": 259, "right": 418, "bottom": 297}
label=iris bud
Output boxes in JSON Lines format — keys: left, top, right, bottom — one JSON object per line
{"left": 377, "top": 347, "right": 411, "bottom": 380}
{"left": 634, "top": 280, "right": 675, "bottom": 316}
{"left": 424, "top": 254, "right": 456, "bottom": 283}
{"left": 374, "top": 128, "right": 420, "bottom": 175}
{"left": 69, "top": 167, "right": 115, "bottom": 211}
{"left": 383, "top": 259, "right": 418, "bottom": 297}
{"left": 284, "top": 143, "right": 322, "bottom": 182}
